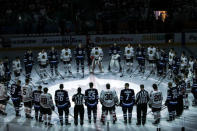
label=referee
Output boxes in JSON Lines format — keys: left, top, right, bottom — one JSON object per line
{"left": 135, "top": 84, "right": 149, "bottom": 125}
{"left": 72, "top": 87, "right": 85, "bottom": 126}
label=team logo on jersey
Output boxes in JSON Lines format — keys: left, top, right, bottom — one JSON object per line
{"left": 150, "top": 50, "right": 153, "bottom": 54}
{"left": 65, "top": 52, "right": 68, "bottom": 56}
{"left": 127, "top": 50, "right": 130, "bottom": 54}
{"left": 42, "top": 55, "right": 45, "bottom": 59}
{"left": 95, "top": 51, "right": 99, "bottom": 55}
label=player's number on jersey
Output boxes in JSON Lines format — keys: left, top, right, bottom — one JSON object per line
{"left": 88, "top": 92, "right": 95, "bottom": 100}
{"left": 154, "top": 94, "right": 161, "bottom": 102}
{"left": 23, "top": 88, "right": 27, "bottom": 96}
{"left": 126, "top": 93, "right": 130, "bottom": 101}
{"left": 104, "top": 94, "right": 112, "bottom": 100}
{"left": 41, "top": 98, "right": 47, "bottom": 105}
{"left": 11, "top": 87, "right": 15, "bottom": 95}
{"left": 58, "top": 95, "right": 64, "bottom": 101}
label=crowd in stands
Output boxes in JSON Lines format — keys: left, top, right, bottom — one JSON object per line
{"left": 0, "top": 0, "right": 197, "bottom": 34}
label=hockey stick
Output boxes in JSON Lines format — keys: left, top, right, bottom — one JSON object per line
{"left": 157, "top": 71, "right": 170, "bottom": 86}
{"left": 34, "top": 65, "right": 47, "bottom": 84}
{"left": 130, "top": 65, "right": 140, "bottom": 78}
{"left": 120, "top": 59, "right": 126, "bottom": 77}
{"left": 56, "top": 70, "right": 64, "bottom": 80}
{"left": 45, "top": 70, "right": 55, "bottom": 82}
{"left": 147, "top": 104, "right": 167, "bottom": 115}
{"left": 145, "top": 70, "right": 154, "bottom": 80}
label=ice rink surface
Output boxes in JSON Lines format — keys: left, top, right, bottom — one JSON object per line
{"left": 0, "top": 54, "right": 197, "bottom": 131}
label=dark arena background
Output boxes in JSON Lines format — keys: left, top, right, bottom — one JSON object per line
{"left": 0, "top": 0, "right": 197, "bottom": 131}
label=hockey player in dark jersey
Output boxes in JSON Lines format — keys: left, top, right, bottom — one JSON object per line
{"left": 24, "top": 49, "right": 34, "bottom": 80}
{"left": 32, "top": 86, "right": 43, "bottom": 122}
{"left": 74, "top": 43, "right": 85, "bottom": 77}
{"left": 108, "top": 43, "right": 122, "bottom": 72}
{"left": 136, "top": 44, "right": 146, "bottom": 73}
{"left": 165, "top": 82, "right": 178, "bottom": 121}
{"left": 48, "top": 47, "right": 59, "bottom": 76}
{"left": 85, "top": 82, "right": 99, "bottom": 123}
{"left": 10, "top": 80, "right": 22, "bottom": 117}
{"left": 120, "top": 83, "right": 135, "bottom": 124}
{"left": 191, "top": 73, "right": 197, "bottom": 106}
{"left": 55, "top": 84, "right": 71, "bottom": 126}
{"left": 172, "top": 53, "right": 181, "bottom": 78}
{"left": 3, "top": 57, "right": 11, "bottom": 87}
{"left": 157, "top": 49, "right": 168, "bottom": 76}
{"left": 72, "top": 87, "right": 85, "bottom": 126}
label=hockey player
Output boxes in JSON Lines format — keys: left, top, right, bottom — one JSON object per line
{"left": 24, "top": 49, "right": 34, "bottom": 80}
{"left": 175, "top": 77, "right": 185, "bottom": 117}
{"left": 120, "top": 83, "right": 135, "bottom": 124}
{"left": 147, "top": 45, "right": 157, "bottom": 74}
{"left": 100, "top": 83, "right": 118, "bottom": 125}
{"left": 108, "top": 43, "right": 122, "bottom": 72}
{"left": 74, "top": 43, "right": 85, "bottom": 76}
{"left": 136, "top": 44, "right": 146, "bottom": 73}
{"left": 172, "top": 52, "right": 181, "bottom": 78}
{"left": 32, "top": 85, "right": 43, "bottom": 122}
{"left": 0, "top": 60, "right": 5, "bottom": 82}
{"left": 180, "top": 52, "right": 188, "bottom": 77}
{"left": 157, "top": 49, "right": 167, "bottom": 76}
{"left": 22, "top": 79, "right": 33, "bottom": 119}
{"left": 61, "top": 46, "right": 72, "bottom": 75}
{"left": 86, "top": 40, "right": 95, "bottom": 69}
{"left": 37, "top": 49, "right": 48, "bottom": 79}
{"left": 10, "top": 80, "right": 22, "bottom": 117}
{"left": 182, "top": 74, "right": 190, "bottom": 109}
{"left": 55, "top": 84, "right": 71, "bottom": 126}
{"left": 84, "top": 82, "right": 99, "bottom": 123}
{"left": 40, "top": 87, "right": 55, "bottom": 126}
{"left": 168, "top": 48, "right": 175, "bottom": 78}
{"left": 124, "top": 44, "right": 134, "bottom": 73}
{"left": 136, "top": 85, "right": 149, "bottom": 125}
{"left": 0, "top": 78, "right": 9, "bottom": 115}
{"left": 3, "top": 57, "right": 11, "bottom": 86}
{"left": 13, "top": 57, "right": 22, "bottom": 81}
{"left": 48, "top": 47, "right": 59, "bottom": 76}
{"left": 192, "top": 72, "right": 197, "bottom": 106}
{"left": 72, "top": 87, "right": 85, "bottom": 126}
{"left": 90, "top": 46, "right": 104, "bottom": 73}
{"left": 165, "top": 82, "right": 178, "bottom": 121}
{"left": 149, "top": 84, "right": 163, "bottom": 124}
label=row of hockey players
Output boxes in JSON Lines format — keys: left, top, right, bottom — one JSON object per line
{"left": 0, "top": 43, "right": 197, "bottom": 82}
{"left": 1, "top": 75, "right": 197, "bottom": 126}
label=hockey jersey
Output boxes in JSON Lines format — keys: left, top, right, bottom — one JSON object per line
{"left": 168, "top": 52, "right": 174, "bottom": 65}
{"left": 100, "top": 89, "right": 118, "bottom": 107}
{"left": 24, "top": 52, "right": 33, "bottom": 66}
{"left": 124, "top": 47, "right": 134, "bottom": 59}
{"left": 91, "top": 47, "right": 103, "bottom": 60}
{"left": 61, "top": 48, "right": 72, "bottom": 62}
{"left": 72, "top": 93, "right": 84, "bottom": 105}
{"left": 55, "top": 89, "right": 70, "bottom": 108}
{"left": 38, "top": 52, "right": 48, "bottom": 65}
{"left": 0, "top": 83, "right": 8, "bottom": 100}
{"left": 120, "top": 89, "right": 135, "bottom": 107}
{"left": 166, "top": 87, "right": 178, "bottom": 105}
{"left": 48, "top": 50, "right": 58, "bottom": 63}
{"left": 40, "top": 93, "right": 54, "bottom": 108}
{"left": 149, "top": 90, "right": 163, "bottom": 108}
{"left": 85, "top": 88, "right": 99, "bottom": 106}
{"left": 109, "top": 46, "right": 121, "bottom": 56}
{"left": 12, "top": 60, "right": 22, "bottom": 72}
{"left": 32, "top": 90, "right": 43, "bottom": 106}
{"left": 10, "top": 83, "right": 22, "bottom": 100}
{"left": 22, "top": 84, "right": 33, "bottom": 102}
{"left": 181, "top": 56, "right": 188, "bottom": 66}
{"left": 74, "top": 47, "right": 85, "bottom": 58}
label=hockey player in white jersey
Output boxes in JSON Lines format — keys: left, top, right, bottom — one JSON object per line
{"left": 149, "top": 84, "right": 163, "bottom": 125}
{"left": 188, "top": 56, "right": 194, "bottom": 72}
{"left": 37, "top": 49, "right": 48, "bottom": 79}
{"left": 180, "top": 52, "right": 188, "bottom": 77}
{"left": 60, "top": 47, "right": 72, "bottom": 75}
{"left": 40, "top": 87, "right": 55, "bottom": 126}
{"left": 147, "top": 45, "right": 156, "bottom": 74}
{"left": 12, "top": 57, "right": 22, "bottom": 81}
{"left": 0, "top": 78, "right": 9, "bottom": 115}
{"left": 100, "top": 83, "right": 119, "bottom": 124}
{"left": 124, "top": 44, "right": 134, "bottom": 73}
{"left": 168, "top": 48, "right": 175, "bottom": 78}
{"left": 22, "top": 79, "right": 33, "bottom": 119}
{"left": 90, "top": 46, "right": 104, "bottom": 73}
{"left": 0, "top": 60, "right": 5, "bottom": 82}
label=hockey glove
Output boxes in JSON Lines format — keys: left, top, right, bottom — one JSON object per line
{"left": 149, "top": 104, "right": 152, "bottom": 108}
{"left": 51, "top": 106, "right": 55, "bottom": 111}
{"left": 6, "top": 96, "right": 10, "bottom": 101}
